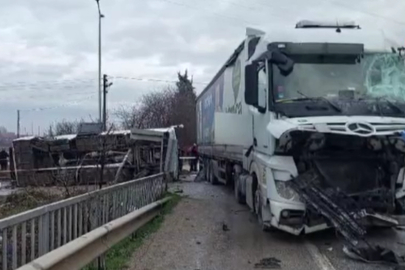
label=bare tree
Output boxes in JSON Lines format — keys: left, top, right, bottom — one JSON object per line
{"left": 114, "top": 71, "right": 197, "bottom": 149}
{"left": 114, "top": 87, "right": 177, "bottom": 129}
{"left": 47, "top": 119, "right": 80, "bottom": 137}
{"left": 171, "top": 90, "right": 196, "bottom": 150}
{"left": 0, "top": 126, "right": 7, "bottom": 134}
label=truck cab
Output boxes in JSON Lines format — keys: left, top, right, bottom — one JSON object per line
{"left": 234, "top": 21, "right": 405, "bottom": 234}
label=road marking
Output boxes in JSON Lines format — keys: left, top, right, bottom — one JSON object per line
{"left": 305, "top": 241, "right": 336, "bottom": 270}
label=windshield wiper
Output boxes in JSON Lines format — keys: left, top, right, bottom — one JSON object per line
{"left": 296, "top": 90, "right": 342, "bottom": 112}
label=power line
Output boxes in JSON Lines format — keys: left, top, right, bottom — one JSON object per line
{"left": 0, "top": 85, "right": 97, "bottom": 93}
{"left": 322, "top": 0, "right": 405, "bottom": 26}
{"left": 21, "top": 93, "right": 96, "bottom": 112}
{"left": 156, "top": 0, "right": 258, "bottom": 27}
{"left": 109, "top": 75, "right": 209, "bottom": 85}
{"left": 0, "top": 78, "right": 97, "bottom": 87}
{"left": 167, "top": 0, "right": 405, "bottom": 28}
{"left": 0, "top": 90, "right": 96, "bottom": 102}
{"left": 0, "top": 81, "right": 97, "bottom": 93}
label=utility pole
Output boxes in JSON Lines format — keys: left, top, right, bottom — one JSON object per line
{"left": 102, "top": 74, "right": 113, "bottom": 131}
{"left": 17, "top": 110, "right": 20, "bottom": 138}
{"left": 95, "top": 0, "right": 104, "bottom": 123}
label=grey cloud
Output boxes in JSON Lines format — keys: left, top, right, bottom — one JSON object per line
{"left": 0, "top": 0, "right": 404, "bottom": 133}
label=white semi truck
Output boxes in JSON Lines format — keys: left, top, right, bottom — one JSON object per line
{"left": 196, "top": 21, "right": 405, "bottom": 235}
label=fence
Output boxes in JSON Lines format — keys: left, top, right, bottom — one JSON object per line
{"left": 0, "top": 173, "right": 166, "bottom": 270}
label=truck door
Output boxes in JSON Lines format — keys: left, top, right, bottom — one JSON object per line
{"left": 253, "top": 63, "right": 271, "bottom": 155}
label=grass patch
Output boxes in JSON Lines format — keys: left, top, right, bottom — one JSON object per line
{"left": 0, "top": 189, "right": 62, "bottom": 219}
{"left": 0, "top": 188, "right": 87, "bottom": 219}
{"left": 85, "top": 193, "right": 182, "bottom": 270}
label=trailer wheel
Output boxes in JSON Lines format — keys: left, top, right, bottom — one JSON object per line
{"left": 209, "top": 161, "right": 219, "bottom": 185}
{"left": 225, "top": 163, "right": 233, "bottom": 187}
{"left": 204, "top": 159, "right": 210, "bottom": 181}
{"left": 233, "top": 167, "right": 245, "bottom": 204}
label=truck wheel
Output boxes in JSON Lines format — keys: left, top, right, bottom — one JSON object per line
{"left": 255, "top": 188, "right": 273, "bottom": 232}
{"left": 234, "top": 170, "right": 245, "bottom": 204}
{"left": 255, "top": 189, "right": 264, "bottom": 228}
{"left": 204, "top": 159, "right": 210, "bottom": 181}
{"left": 225, "top": 163, "right": 233, "bottom": 187}
{"left": 209, "top": 161, "right": 219, "bottom": 185}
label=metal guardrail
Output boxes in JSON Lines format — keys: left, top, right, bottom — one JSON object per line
{"left": 17, "top": 197, "right": 171, "bottom": 270}
{"left": 0, "top": 173, "right": 166, "bottom": 270}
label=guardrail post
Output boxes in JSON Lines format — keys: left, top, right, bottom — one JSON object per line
{"left": 38, "top": 215, "right": 44, "bottom": 256}
{"left": 43, "top": 212, "right": 50, "bottom": 254}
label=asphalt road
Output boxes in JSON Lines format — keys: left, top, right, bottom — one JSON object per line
{"left": 129, "top": 175, "right": 405, "bottom": 270}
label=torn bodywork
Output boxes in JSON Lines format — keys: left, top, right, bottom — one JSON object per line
{"left": 277, "top": 130, "right": 405, "bottom": 227}
{"left": 278, "top": 130, "right": 405, "bottom": 265}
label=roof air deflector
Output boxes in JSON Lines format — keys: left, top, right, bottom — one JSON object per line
{"left": 246, "top": 27, "right": 266, "bottom": 37}
{"left": 295, "top": 20, "right": 360, "bottom": 29}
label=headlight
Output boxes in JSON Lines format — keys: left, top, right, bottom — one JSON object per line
{"left": 274, "top": 180, "right": 301, "bottom": 202}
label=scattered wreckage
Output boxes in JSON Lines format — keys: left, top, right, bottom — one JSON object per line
{"left": 270, "top": 125, "right": 405, "bottom": 265}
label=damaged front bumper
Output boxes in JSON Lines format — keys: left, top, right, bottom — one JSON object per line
{"left": 269, "top": 201, "right": 405, "bottom": 235}
{"left": 267, "top": 189, "right": 405, "bottom": 235}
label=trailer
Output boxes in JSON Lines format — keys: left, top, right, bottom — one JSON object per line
{"left": 196, "top": 21, "right": 405, "bottom": 235}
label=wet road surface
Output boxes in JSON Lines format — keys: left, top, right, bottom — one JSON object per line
{"left": 129, "top": 178, "right": 405, "bottom": 270}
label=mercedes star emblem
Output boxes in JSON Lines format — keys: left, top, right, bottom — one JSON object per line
{"left": 346, "top": 122, "right": 375, "bottom": 135}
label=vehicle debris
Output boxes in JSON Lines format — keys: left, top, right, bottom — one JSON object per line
{"left": 194, "top": 167, "right": 205, "bottom": 182}
{"left": 254, "top": 257, "right": 281, "bottom": 269}
{"left": 343, "top": 245, "right": 405, "bottom": 266}
{"left": 290, "top": 169, "right": 405, "bottom": 266}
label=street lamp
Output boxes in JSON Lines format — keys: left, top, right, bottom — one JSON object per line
{"left": 95, "top": 0, "right": 104, "bottom": 123}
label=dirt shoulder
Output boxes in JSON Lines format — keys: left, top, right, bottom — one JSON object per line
{"left": 128, "top": 182, "right": 318, "bottom": 270}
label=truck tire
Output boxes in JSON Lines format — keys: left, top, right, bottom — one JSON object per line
{"left": 225, "top": 163, "right": 233, "bottom": 187}
{"left": 254, "top": 182, "right": 273, "bottom": 232}
{"left": 204, "top": 159, "right": 210, "bottom": 181}
{"left": 254, "top": 188, "right": 265, "bottom": 230}
{"left": 209, "top": 161, "right": 219, "bottom": 185}
{"left": 233, "top": 168, "right": 245, "bottom": 204}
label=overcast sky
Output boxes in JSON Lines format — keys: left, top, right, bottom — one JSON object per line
{"left": 0, "top": 0, "right": 404, "bottom": 133}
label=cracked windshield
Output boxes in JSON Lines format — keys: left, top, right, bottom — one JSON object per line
{"left": 274, "top": 53, "right": 405, "bottom": 102}
{"left": 0, "top": 1, "right": 405, "bottom": 270}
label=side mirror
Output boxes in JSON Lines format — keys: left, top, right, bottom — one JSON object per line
{"left": 271, "top": 51, "right": 294, "bottom": 76}
{"left": 244, "top": 63, "right": 258, "bottom": 106}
